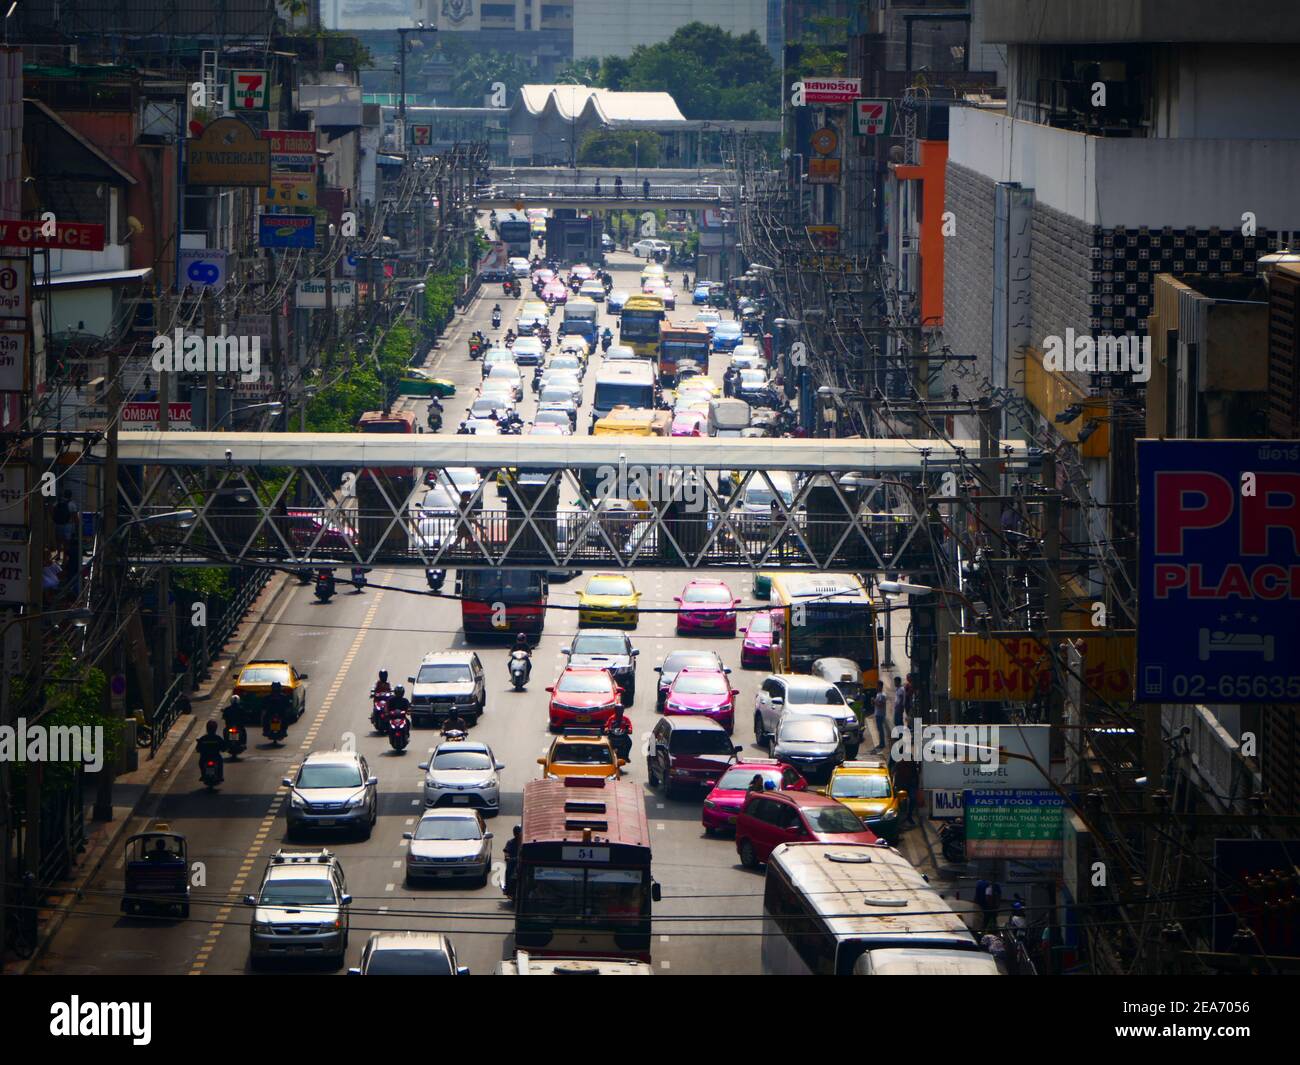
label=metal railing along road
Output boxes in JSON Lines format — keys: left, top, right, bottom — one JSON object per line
{"left": 477, "top": 182, "right": 731, "bottom": 203}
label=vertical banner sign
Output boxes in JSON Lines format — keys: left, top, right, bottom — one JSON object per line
{"left": 230, "top": 69, "right": 269, "bottom": 111}
{"left": 0, "top": 258, "right": 28, "bottom": 317}
{"left": 1137, "top": 439, "right": 1300, "bottom": 703}
{"left": 0, "top": 330, "right": 24, "bottom": 391}
{"left": 408, "top": 125, "right": 433, "bottom": 147}
{"left": 852, "top": 99, "right": 890, "bottom": 136}
{"left": 0, "top": 465, "right": 25, "bottom": 526}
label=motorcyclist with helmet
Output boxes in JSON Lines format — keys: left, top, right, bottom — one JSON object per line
{"left": 262, "top": 680, "right": 293, "bottom": 739}
{"left": 196, "top": 719, "right": 228, "bottom": 783}
{"left": 381, "top": 684, "right": 411, "bottom": 733}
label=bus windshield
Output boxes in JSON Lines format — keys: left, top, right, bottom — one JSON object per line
{"left": 461, "top": 570, "right": 543, "bottom": 604}
{"left": 520, "top": 867, "right": 645, "bottom": 920}
{"left": 620, "top": 313, "right": 663, "bottom": 340}
{"left": 595, "top": 382, "right": 654, "bottom": 409}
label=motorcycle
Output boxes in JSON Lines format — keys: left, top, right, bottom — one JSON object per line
{"left": 351, "top": 566, "right": 367, "bottom": 591}
{"left": 600, "top": 334, "right": 612, "bottom": 353}
{"left": 263, "top": 712, "right": 288, "bottom": 746}
{"left": 425, "top": 567, "right": 446, "bottom": 592}
{"left": 605, "top": 718, "right": 633, "bottom": 763}
{"left": 200, "top": 756, "right": 222, "bottom": 790}
{"left": 388, "top": 710, "right": 411, "bottom": 752}
{"left": 441, "top": 725, "right": 468, "bottom": 742}
{"left": 427, "top": 408, "right": 443, "bottom": 432}
{"left": 939, "top": 819, "right": 966, "bottom": 863}
{"left": 508, "top": 650, "right": 531, "bottom": 691}
{"left": 370, "top": 691, "right": 392, "bottom": 734}
{"left": 223, "top": 723, "right": 247, "bottom": 760}
{"left": 314, "top": 572, "right": 336, "bottom": 603}
{"left": 491, "top": 311, "right": 502, "bottom": 329}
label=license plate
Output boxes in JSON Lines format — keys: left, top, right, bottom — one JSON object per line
{"left": 576, "top": 715, "right": 591, "bottom": 723}
{"left": 727, "top": 815, "right": 737, "bottom": 824}
{"left": 316, "top": 819, "right": 336, "bottom": 826}
{"left": 452, "top": 796, "right": 469, "bottom": 804}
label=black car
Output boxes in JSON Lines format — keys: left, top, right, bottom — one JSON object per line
{"left": 653, "top": 649, "right": 730, "bottom": 711}
{"left": 563, "top": 629, "right": 639, "bottom": 704}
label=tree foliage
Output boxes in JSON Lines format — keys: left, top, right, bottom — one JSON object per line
{"left": 578, "top": 130, "right": 661, "bottom": 168}
{"left": 438, "top": 44, "right": 531, "bottom": 107}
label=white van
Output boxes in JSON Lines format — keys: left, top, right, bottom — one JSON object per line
{"left": 707, "top": 397, "right": 751, "bottom": 437}
{"left": 741, "top": 471, "right": 795, "bottom": 516}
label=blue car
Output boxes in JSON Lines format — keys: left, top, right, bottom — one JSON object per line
{"left": 692, "top": 283, "right": 711, "bottom": 305}
{"left": 711, "top": 321, "right": 744, "bottom": 352}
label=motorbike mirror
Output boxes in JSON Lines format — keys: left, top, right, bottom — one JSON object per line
{"left": 402, "top": 832, "right": 414, "bottom": 840}
{"left": 244, "top": 894, "right": 257, "bottom": 906}
{"left": 281, "top": 777, "right": 293, "bottom": 788}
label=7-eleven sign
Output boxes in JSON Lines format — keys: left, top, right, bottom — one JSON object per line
{"left": 230, "top": 70, "right": 269, "bottom": 111}
{"left": 853, "top": 98, "right": 890, "bottom": 136}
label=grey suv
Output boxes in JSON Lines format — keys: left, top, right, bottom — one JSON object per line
{"left": 283, "top": 751, "right": 378, "bottom": 840}
{"left": 753, "top": 674, "right": 863, "bottom": 758}
{"left": 409, "top": 651, "right": 486, "bottom": 725}
{"left": 246, "top": 850, "right": 351, "bottom": 967}
{"left": 563, "top": 629, "right": 638, "bottom": 704}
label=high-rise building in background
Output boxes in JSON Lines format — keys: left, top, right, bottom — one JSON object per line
{"left": 572, "top": 0, "right": 775, "bottom": 60}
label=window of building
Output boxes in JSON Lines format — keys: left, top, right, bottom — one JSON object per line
{"left": 482, "top": 3, "right": 515, "bottom": 19}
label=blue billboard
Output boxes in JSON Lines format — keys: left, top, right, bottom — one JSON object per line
{"left": 1137, "top": 439, "right": 1300, "bottom": 704}
{"left": 258, "top": 213, "right": 316, "bottom": 249}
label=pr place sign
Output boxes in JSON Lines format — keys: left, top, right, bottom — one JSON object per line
{"left": 1136, "top": 439, "right": 1300, "bottom": 704}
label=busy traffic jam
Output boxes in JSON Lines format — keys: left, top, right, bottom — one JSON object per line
{"left": 36, "top": 210, "right": 990, "bottom": 979}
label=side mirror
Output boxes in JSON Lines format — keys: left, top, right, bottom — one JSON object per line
{"left": 651, "top": 881, "right": 663, "bottom": 903}
{"left": 347, "top": 967, "right": 361, "bottom": 976}
{"left": 341, "top": 894, "right": 353, "bottom": 906}
{"left": 418, "top": 762, "right": 429, "bottom": 771}
{"left": 771, "top": 697, "right": 784, "bottom": 708}
{"left": 724, "top": 667, "right": 732, "bottom": 674}
{"left": 631, "top": 648, "right": 640, "bottom": 656}
{"left": 876, "top": 625, "right": 885, "bottom": 642}
{"left": 298, "top": 672, "right": 310, "bottom": 680}
{"left": 495, "top": 761, "right": 506, "bottom": 770}
{"left": 653, "top": 666, "right": 662, "bottom": 673}
{"left": 402, "top": 832, "right": 414, "bottom": 840}
{"left": 731, "top": 690, "right": 740, "bottom": 698}
{"left": 545, "top": 686, "right": 555, "bottom": 693}
{"left": 733, "top": 746, "right": 743, "bottom": 755}
{"left": 456, "top": 966, "right": 471, "bottom": 976}
{"left": 243, "top": 894, "right": 257, "bottom": 906}
{"left": 407, "top": 676, "right": 416, "bottom": 683}
{"left": 281, "top": 777, "right": 293, "bottom": 788}
{"left": 673, "top": 596, "right": 683, "bottom": 603}
{"left": 897, "top": 789, "right": 909, "bottom": 802}
{"left": 618, "top": 758, "right": 628, "bottom": 767}
{"left": 537, "top": 757, "right": 546, "bottom": 765}
{"left": 560, "top": 648, "right": 570, "bottom": 655}
{"left": 484, "top": 832, "right": 494, "bottom": 840}
{"left": 367, "top": 776, "right": 379, "bottom": 786}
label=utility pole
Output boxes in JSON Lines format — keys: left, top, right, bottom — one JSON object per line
{"left": 1041, "top": 450, "right": 1065, "bottom": 761}
{"left": 93, "top": 342, "right": 121, "bottom": 823}
{"left": 156, "top": 295, "right": 174, "bottom": 702}
{"left": 22, "top": 246, "right": 44, "bottom": 877}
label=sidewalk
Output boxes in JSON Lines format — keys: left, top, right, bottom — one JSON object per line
{"left": 4, "top": 570, "right": 295, "bottom": 975}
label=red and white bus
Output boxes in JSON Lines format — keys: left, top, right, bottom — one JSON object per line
{"left": 458, "top": 569, "right": 548, "bottom": 640}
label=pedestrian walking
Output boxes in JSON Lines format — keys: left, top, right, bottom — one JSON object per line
{"left": 594, "top": 177, "right": 602, "bottom": 196}
{"left": 643, "top": 178, "right": 651, "bottom": 199}
{"left": 871, "top": 681, "right": 888, "bottom": 751}
{"left": 892, "top": 675, "right": 906, "bottom": 732}
{"left": 614, "top": 175, "right": 623, "bottom": 198}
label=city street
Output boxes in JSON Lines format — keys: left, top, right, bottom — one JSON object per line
{"left": 31, "top": 246, "right": 813, "bottom": 976}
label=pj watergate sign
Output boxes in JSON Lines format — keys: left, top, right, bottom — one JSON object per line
{"left": 1137, "top": 439, "right": 1300, "bottom": 704}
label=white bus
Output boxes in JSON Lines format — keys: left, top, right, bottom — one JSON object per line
{"left": 592, "top": 362, "right": 657, "bottom": 427}
{"left": 762, "top": 842, "right": 985, "bottom": 975}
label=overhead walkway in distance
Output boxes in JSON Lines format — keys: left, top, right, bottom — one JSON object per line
{"left": 83, "top": 432, "right": 1035, "bottom": 571}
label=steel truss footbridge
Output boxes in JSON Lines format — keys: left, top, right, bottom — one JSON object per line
{"left": 96, "top": 433, "right": 1033, "bottom": 572}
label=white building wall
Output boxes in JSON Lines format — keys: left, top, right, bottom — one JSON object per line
{"left": 573, "top": 0, "right": 768, "bottom": 59}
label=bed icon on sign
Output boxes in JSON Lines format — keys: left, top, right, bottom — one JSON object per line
{"left": 1197, "top": 628, "right": 1275, "bottom": 663}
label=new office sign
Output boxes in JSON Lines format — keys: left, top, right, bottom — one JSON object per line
{"left": 1137, "top": 439, "right": 1300, "bottom": 704}
{"left": 0, "top": 218, "right": 105, "bottom": 251}
{"left": 187, "top": 117, "right": 271, "bottom": 187}
{"left": 258, "top": 213, "right": 317, "bottom": 249}
{"left": 295, "top": 279, "right": 355, "bottom": 309}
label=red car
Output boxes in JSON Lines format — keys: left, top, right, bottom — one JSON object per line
{"left": 287, "top": 510, "right": 357, "bottom": 552}
{"left": 702, "top": 759, "right": 806, "bottom": 834}
{"left": 675, "top": 578, "right": 740, "bottom": 636}
{"left": 740, "top": 609, "right": 775, "bottom": 668}
{"left": 546, "top": 667, "right": 623, "bottom": 730}
{"left": 735, "top": 790, "right": 878, "bottom": 868}
{"left": 663, "top": 668, "right": 740, "bottom": 733}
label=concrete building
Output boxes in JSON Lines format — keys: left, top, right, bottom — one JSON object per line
{"left": 572, "top": 0, "right": 772, "bottom": 60}
{"left": 409, "top": 0, "right": 574, "bottom": 76}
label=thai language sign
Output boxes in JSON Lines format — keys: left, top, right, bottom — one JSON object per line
{"left": 964, "top": 790, "right": 1065, "bottom": 860}
{"left": 949, "top": 633, "right": 1134, "bottom": 702}
{"left": 1137, "top": 439, "right": 1300, "bottom": 704}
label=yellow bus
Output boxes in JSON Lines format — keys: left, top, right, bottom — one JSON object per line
{"left": 619, "top": 294, "right": 665, "bottom": 358}
{"left": 768, "top": 573, "right": 879, "bottom": 692}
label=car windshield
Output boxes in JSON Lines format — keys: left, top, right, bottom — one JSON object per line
{"left": 415, "top": 817, "right": 482, "bottom": 841}
{"left": 554, "top": 743, "right": 614, "bottom": 765}
{"left": 684, "top": 583, "right": 731, "bottom": 603}
{"left": 672, "top": 672, "right": 728, "bottom": 695}
{"left": 259, "top": 879, "right": 336, "bottom": 906}
{"left": 573, "top": 634, "right": 628, "bottom": 655}
{"left": 297, "top": 764, "right": 362, "bottom": 789}
{"left": 831, "top": 774, "right": 891, "bottom": 799}
{"left": 417, "top": 663, "right": 473, "bottom": 684}
{"left": 558, "top": 672, "right": 612, "bottom": 694}
{"left": 748, "top": 613, "right": 773, "bottom": 633}
{"left": 717, "top": 767, "right": 781, "bottom": 790}
{"left": 240, "top": 667, "right": 290, "bottom": 685}
{"left": 663, "top": 652, "right": 721, "bottom": 675}
{"left": 789, "top": 684, "right": 845, "bottom": 705}
{"left": 365, "top": 949, "right": 452, "bottom": 975}
{"left": 432, "top": 750, "right": 492, "bottom": 771}
{"left": 588, "top": 577, "right": 633, "bottom": 596}
{"left": 805, "top": 806, "right": 867, "bottom": 834}
{"left": 669, "top": 730, "right": 734, "bottom": 756}
{"left": 780, "top": 719, "right": 837, "bottom": 743}
{"left": 540, "top": 389, "right": 573, "bottom": 404}
{"left": 535, "top": 411, "right": 568, "bottom": 425}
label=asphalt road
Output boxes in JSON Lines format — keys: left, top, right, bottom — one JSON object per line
{"left": 35, "top": 239, "right": 787, "bottom": 976}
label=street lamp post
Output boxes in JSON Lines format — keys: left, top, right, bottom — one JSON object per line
{"left": 396, "top": 23, "right": 438, "bottom": 151}
{"left": 212, "top": 401, "right": 284, "bottom": 431}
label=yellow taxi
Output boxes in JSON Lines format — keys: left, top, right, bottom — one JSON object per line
{"left": 640, "top": 262, "right": 666, "bottom": 283}
{"left": 677, "top": 376, "right": 721, "bottom": 398}
{"left": 537, "top": 733, "right": 625, "bottom": 781}
{"left": 823, "top": 760, "right": 902, "bottom": 844}
{"left": 577, "top": 573, "right": 641, "bottom": 628}
{"left": 231, "top": 659, "right": 308, "bottom": 723}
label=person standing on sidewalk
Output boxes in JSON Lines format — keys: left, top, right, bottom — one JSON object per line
{"left": 892, "top": 675, "right": 906, "bottom": 733}
{"left": 871, "top": 681, "right": 888, "bottom": 751}
{"left": 904, "top": 673, "right": 918, "bottom": 728}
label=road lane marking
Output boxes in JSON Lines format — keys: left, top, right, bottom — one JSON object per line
{"left": 188, "top": 591, "right": 385, "bottom": 975}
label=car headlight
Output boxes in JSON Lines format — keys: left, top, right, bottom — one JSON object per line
{"left": 346, "top": 793, "right": 367, "bottom": 809}
{"left": 456, "top": 694, "right": 477, "bottom": 703}
{"left": 252, "top": 921, "right": 273, "bottom": 934}
{"left": 703, "top": 799, "right": 717, "bottom": 809}
{"left": 290, "top": 793, "right": 306, "bottom": 808}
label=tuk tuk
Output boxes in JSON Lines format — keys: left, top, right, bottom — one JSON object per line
{"left": 122, "top": 828, "right": 190, "bottom": 918}
{"left": 707, "top": 283, "right": 728, "bottom": 309}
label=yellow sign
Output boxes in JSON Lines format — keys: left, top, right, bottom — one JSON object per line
{"left": 187, "top": 117, "right": 271, "bottom": 187}
{"left": 260, "top": 172, "right": 317, "bottom": 208}
{"left": 949, "top": 632, "right": 1135, "bottom": 702}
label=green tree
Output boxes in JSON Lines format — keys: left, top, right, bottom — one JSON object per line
{"left": 578, "top": 130, "right": 661, "bottom": 168}
{"left": 556, "top": 57, "right": 602, "bottom": 85}
{"left": 445, "top": 50, "right": 530, "bottom": 107}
